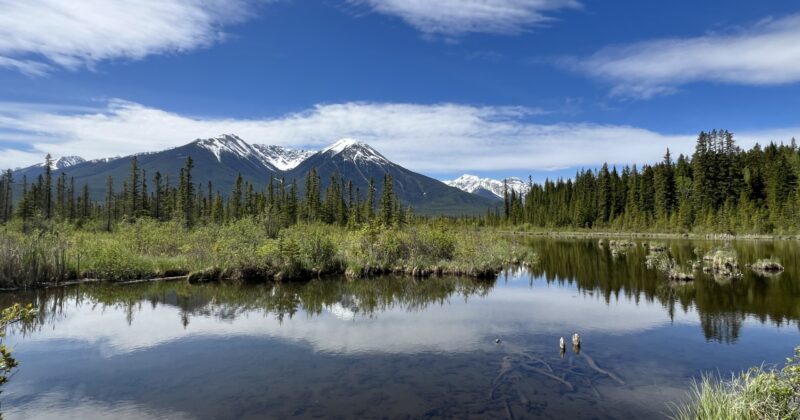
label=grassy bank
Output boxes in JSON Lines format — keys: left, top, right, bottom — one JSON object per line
{"left": 0, "top": 218, "right": 536, "bottom": 289}
{"left": 671, "top": 347, "right": 800, "bottom": 419}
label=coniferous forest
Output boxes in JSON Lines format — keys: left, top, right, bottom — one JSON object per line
{"left": 0, "top": 155, "right": 410, "bottom": 231}
{"left": 1, "top": 130, "right": 799, "bottom": 235}
{"left": 494, "top": 130, "right": 800, "bottom": 234}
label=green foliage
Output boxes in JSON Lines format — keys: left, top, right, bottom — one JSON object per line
{"left": 495, "top": 130, "right": 800, "bottom": 234}
{"left": 0, "top": 303, "right": 36, "bottom": 385}
{"left": 0, "top": 219, "right": 536, "bottom": 286}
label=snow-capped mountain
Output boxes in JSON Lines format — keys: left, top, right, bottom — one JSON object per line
{"left": 194, "top": 134, "right": 279, "bottom": 169}
{"left": 10, "top": 135, "right": 497, "bottom": 215}
{"left": 53, "top": 156, "right": 86, "bottom": 169}
{"left": 444, "top": 174, "right": 530, "bottom": 200}
{"left": 287, "top": 138, "right": 496, "bottom": 214}
{"left": 28, "top": 155, "right": 87, "bottom": 170}
{"left": 319, "top": 138, "right": 390, "bottom": 165}
{"left": 252, "top": 144, "right": 314, "bottom": 171}
{"left": 194, "top": 134, "right": 314, "bottom": 171}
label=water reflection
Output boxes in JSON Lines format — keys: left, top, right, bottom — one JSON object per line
{"left": 525, "top": 238, "right": 800, "bottom": 342}
{"left": 1, "top": 238, "right": 799, "bottom": 419}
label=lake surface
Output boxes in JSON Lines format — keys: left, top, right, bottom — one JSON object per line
{"left": 2, "top": 238, "right": 799, "bottom": 419}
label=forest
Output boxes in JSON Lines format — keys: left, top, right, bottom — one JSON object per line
{"left": 495, "top": 130, "right": 800, "bottom": 234}
{"left": 0, "top": 130, "right": 799, "bottom": 235}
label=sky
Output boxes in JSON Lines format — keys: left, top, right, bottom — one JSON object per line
{"left": 1, "top": 0, "right": 799, "bottom": 182}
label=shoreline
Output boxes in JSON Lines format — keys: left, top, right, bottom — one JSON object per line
{"left": 0, "top": 263, "right": 521, "bottom": 293}
{"left": 501, "top": 230, "right": 798, "bottom": 241}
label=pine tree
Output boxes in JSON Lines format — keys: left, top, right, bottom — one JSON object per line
{"left": 127, "top": 155, "right": 140, "bottom": 218}
{"left": 380, "top": 174, "right": 394, "bottom": 226}
{"left": 81, "top": 183, "right": 90, "bottom": 220}
{"left": 105, "top": 176, "right": 114, "bottom": 231}
{"left": 365, "top": 178, "right": 376, "bottom": 221}
{"left": 43, "top": 154, "right": 53, "bottom": 219}
{"left": 230, "top": 174, "right": 243, "bottom": 220}
{"left": 182, "top": 156, "right": 195, "bottom": 227}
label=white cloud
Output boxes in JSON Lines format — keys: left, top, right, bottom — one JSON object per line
{"left": 13, "top": 275, "right": 692, "bottom": 357}
{"left": 564, "top": 14, "right": 800, "bottom": 98}
{"left": 348, "top": 0, "right": 580, "bottom": 35}
{"left": 0, "top": 0, "right": 257, "bottom": 73}
{"left": 0, "top": 99, "right": 792, "bottom": 174}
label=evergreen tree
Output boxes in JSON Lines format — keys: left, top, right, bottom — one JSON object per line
{"left": 43, "top": 154, "right": 53, "bottom": 219}
{"left": 379, "top": 174, "right": 395, "bottom": 226}
{"left": 105, "top": 176, "right": 114, "bottom": 231}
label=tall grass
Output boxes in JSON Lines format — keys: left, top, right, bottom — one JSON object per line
{"left": 0, "top": 218, "right": 536, "bottom": 287}
{"left": 0, "top": 231, "right": 74, "bottom": 288}
{"left": 671, "top": 347, "right": 800, "bottom": 419}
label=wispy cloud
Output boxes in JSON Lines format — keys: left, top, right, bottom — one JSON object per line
{"left": 347, "top": 0, "right": 580, "bottom": 36}
{"left": 562, "top": 14, "right": 800, "bottom": 98}
{"left": 0, "top": 99, "right": 738, "bottom": 174}
{"left": 0, "top": 0, "right": 259, "bottom": 74}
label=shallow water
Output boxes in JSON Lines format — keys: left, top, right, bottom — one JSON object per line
{"left": 1, "top": 238, "right": 799, "bottom": 419}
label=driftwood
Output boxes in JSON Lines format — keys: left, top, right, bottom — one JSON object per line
{"left": 581, "top": 352, "right": 625, "bottom": 386}
{"left": 490, "top": 340, "right": 626, "bottom": 414}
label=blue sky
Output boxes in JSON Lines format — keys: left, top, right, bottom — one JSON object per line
{"left": 1, "top": 0, "right": 799, "bottom": 182}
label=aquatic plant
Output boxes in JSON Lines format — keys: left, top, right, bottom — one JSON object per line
{"left": 750, "top": 259, "right": 784, "bottom": 277}
{"left": 703, "top": 248, "right": 741, "bottom": 278}
{"left": 645, "top": 248, "right": 693, "bottom": 281}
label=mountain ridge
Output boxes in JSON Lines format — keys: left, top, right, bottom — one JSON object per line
{"left": 10, "top": 135, "right": 496, "bottom": 216}
{"left": 444, "top": 174, "right": 530, "bottom": 200}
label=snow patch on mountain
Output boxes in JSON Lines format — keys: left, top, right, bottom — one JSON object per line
{"left": 320, "top": 138, "right": 390, "bottom": 165}
{"left": 253, "top": 144, "right": 313, "bottom": 171}
{"left": 195, "top": 134, "right": 256, "bottom": 163}
{"left": 32, "top": 155, "right": 87, "bottom": 170}
{"left": 444, "top": 174, "right": 530, "bottom": 199}
{"left": 194, "top": 134, "right": 315, "bottom": 171}
{"left": 55, "top": 156, "right": 86, "bottom": 169}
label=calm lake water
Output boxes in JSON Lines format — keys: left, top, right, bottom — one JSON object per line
{"left": 2, "top": 238, "right": 799, "bottom": 419}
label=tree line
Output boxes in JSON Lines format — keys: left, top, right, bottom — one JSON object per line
{"left": 2, "top": 155, "right": 410, "bottom": 231}
{"left": 3, "top": 129, "right": 799, "bottom": 234}
{"left": 493, "top": 130, "right": 800, "bottom": 233}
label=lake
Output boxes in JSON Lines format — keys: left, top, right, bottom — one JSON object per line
{"left": 2, "top": 237, "right": 798, "bottom": 419}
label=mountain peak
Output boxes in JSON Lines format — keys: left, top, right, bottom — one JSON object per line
{"left": 33, "top": 155, "right": 86, "bottom": 170}
{"left": 54, "top": 155, "right": 86, "bottom": 169}
{"left": 322, "top": 138, "right": 363, "bottom": 154}
{"left": 194, "top": 134, "right": 257, "bottom": 163}
{"left": 444, "top": 174, "right": 530, "bottom": 199}
{"left": 320, "top": 138, "right": 389, "bottom": 165}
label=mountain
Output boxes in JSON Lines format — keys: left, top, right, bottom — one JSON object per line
{"left": 10, "top": 136, "right": 496, "bottom": 216}
{"left": 12, "top": 134, "right": 280, "bottom": 199}
{"left": 12, "top": 155, "right": 87, "bottom": 179}
{"left": 53, "top": 156, "right": 86, "bottom": 169}
{"left": 444, "top": 174, "right": 529, "bottom": 200}
{"left": 252, "top": 144, "right": 313, "bottom": 171}
{"left": 285, "top": 139, "right": 496, "bottom": 215}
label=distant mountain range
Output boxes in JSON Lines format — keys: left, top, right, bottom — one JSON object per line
{"left": 444, "top": 174, "right": 530, "bottom": 200}
{"left": 11, "top": 135, "right": 497, "bottom": 215}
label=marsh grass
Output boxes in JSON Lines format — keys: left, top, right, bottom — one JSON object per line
{"left": 671, "top": 348, "right": 800, "bottom": 420}
{"left": 0, "top": 219, "right": 537, "bottom": 287}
